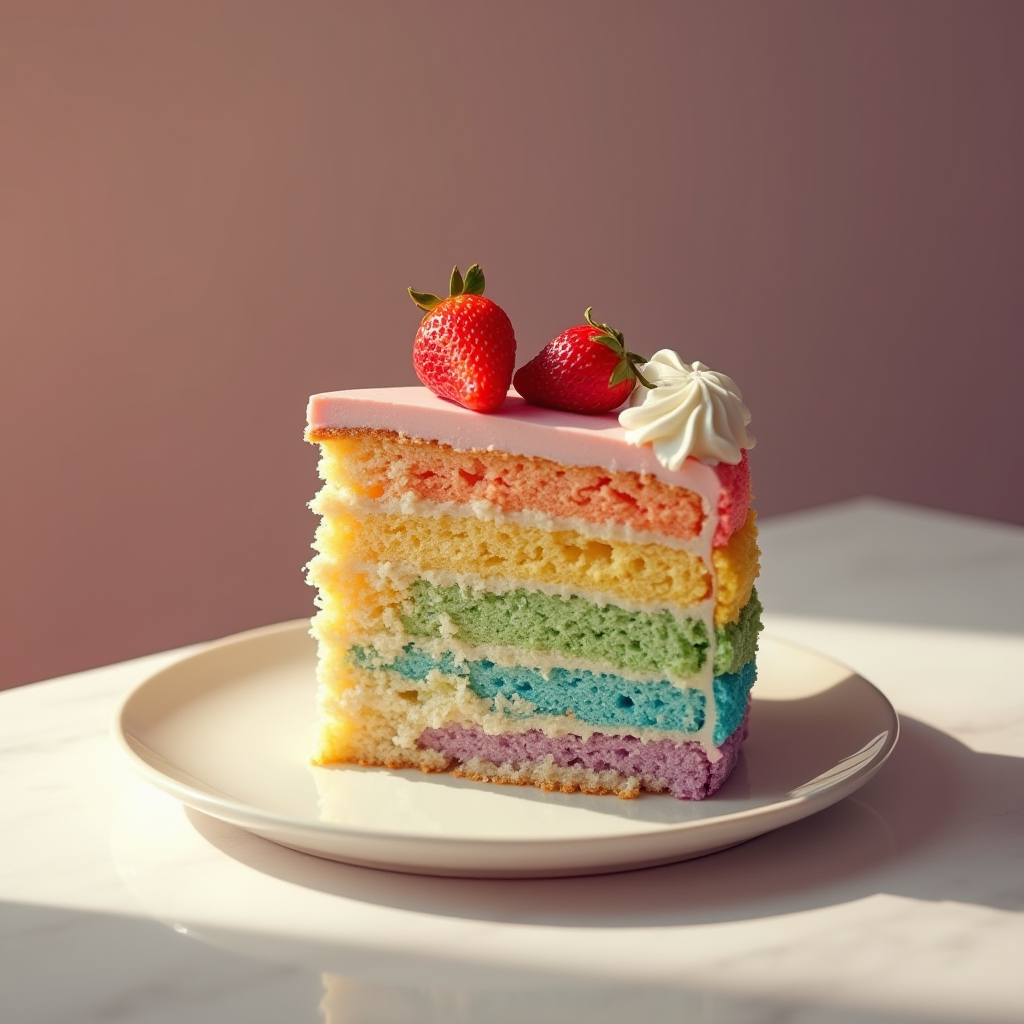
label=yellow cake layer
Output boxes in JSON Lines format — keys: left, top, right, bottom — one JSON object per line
{"left": 712, "top": 509, "right": 759, "bottom": 625}
{"left": 308, "top": 564, "right": 403, "bottom": 646}
{"left": 315, "top": 508, "right": 711, "bottom": 608}
{"left": 310, "top": 504, "right": 758, "bottom": 628}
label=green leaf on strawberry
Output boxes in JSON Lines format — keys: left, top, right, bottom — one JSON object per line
{"left": 408, "top": 288, "right": 443, "bottom": 311}
{"left": 463, "top": 264, "right": 485, "bottom": 296}
{"left": 449, "top": 265, "right": 464, "bottom": 297}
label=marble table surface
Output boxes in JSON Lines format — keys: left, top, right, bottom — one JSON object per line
{"left": 2, "top": 497, "right": 1023, "bottom": 1024}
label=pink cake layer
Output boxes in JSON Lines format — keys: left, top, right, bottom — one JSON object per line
{"left": 713, "top": 450, "right": 752, "bottom": 547}
{"left": 417, "top": 712, "right": 749, "bottom": 801}
{"left": 340, "top": 431, "right": 709, "bottom": 542}
{"left": 308, "top": 387, "right": 751, "bottom": 545}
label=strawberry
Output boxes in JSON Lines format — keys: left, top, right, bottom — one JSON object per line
{"left": 409, "top": 264, "right": 516, "bottom": 413}
{"left": 514, "top": 308, "right": 652, "bottom": 415}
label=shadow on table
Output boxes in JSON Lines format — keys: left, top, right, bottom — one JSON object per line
{"left": 1, "top": 900, "right": 987, "bottom": 1024}
{"left": 190, "top": 716, "right": 1024, "bottom": 927}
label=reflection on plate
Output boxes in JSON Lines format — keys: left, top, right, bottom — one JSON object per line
{"left": 112, "top": 620, "right": 898, "bottom": 878}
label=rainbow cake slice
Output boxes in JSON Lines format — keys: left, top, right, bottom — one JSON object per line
{"left": 305, "top": 387, "right": 760, "bottom": 800}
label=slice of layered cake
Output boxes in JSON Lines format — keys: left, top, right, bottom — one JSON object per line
{"left": 306, "top": 374, "right": 760, "bottom": 800}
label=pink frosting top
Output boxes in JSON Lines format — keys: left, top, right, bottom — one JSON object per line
{"left": 308, "top": 387, "right": 717, "bottom": 489}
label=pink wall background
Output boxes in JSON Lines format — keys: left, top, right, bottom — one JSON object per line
{"left": 2, "top": 1, "right": 1022, "bottom": 688}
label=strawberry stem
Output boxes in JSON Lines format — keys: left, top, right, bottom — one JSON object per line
{"left": 409, "top": 264, "right": 487, "bottom": 312}
{"left": 583, "top": 307, "right": 653, "bottom": 390}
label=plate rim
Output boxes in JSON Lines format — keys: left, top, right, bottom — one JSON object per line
{"left": 111, "top": 620, "right": 900, "bottom": 855}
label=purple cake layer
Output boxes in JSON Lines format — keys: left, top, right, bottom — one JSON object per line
{"left": 418, "top": 710, "right": 749, "bottom": 800}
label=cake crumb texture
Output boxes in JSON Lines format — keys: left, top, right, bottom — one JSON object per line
{"left": 309, "top": 502, "right": 758, "bottom": 628}
{"left": 419, "top": 713, "right": 749, "bottom": 800}
{"left": 401, "top": 579, "right": 713, "bottom": 676}
{"left": 712, "top": 510, "right": 759, "bottom": 625}
{"left": 306, "top": 416, "right": 759, "bottom": 801}
{"left": 315, "top": 429, "right": 721, "bottom": 542}
{"left": 315, "top": 508, "right": 715, "bottom": 609}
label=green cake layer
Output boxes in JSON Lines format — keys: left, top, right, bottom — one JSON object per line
{"left": 714, "top": 589, "right": 763, "bottom": 674}
{"left": 402, "top": 579, "right": 761, "bottom": 679}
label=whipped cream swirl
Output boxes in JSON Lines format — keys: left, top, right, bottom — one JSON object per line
{"left": 618, "top": 350, "right": 755, "bottom": 469}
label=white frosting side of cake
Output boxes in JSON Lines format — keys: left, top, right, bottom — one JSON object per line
{"left": 691, "top": 484, "right": 720, "bottom": 758}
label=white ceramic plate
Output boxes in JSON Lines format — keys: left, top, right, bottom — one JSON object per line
{"left": 112, "top": 620, "right": 898, "bottom": 878}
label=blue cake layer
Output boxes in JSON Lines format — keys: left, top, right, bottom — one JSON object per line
{"left": 350, "top": 645, "right": 756, "bottom": 746}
